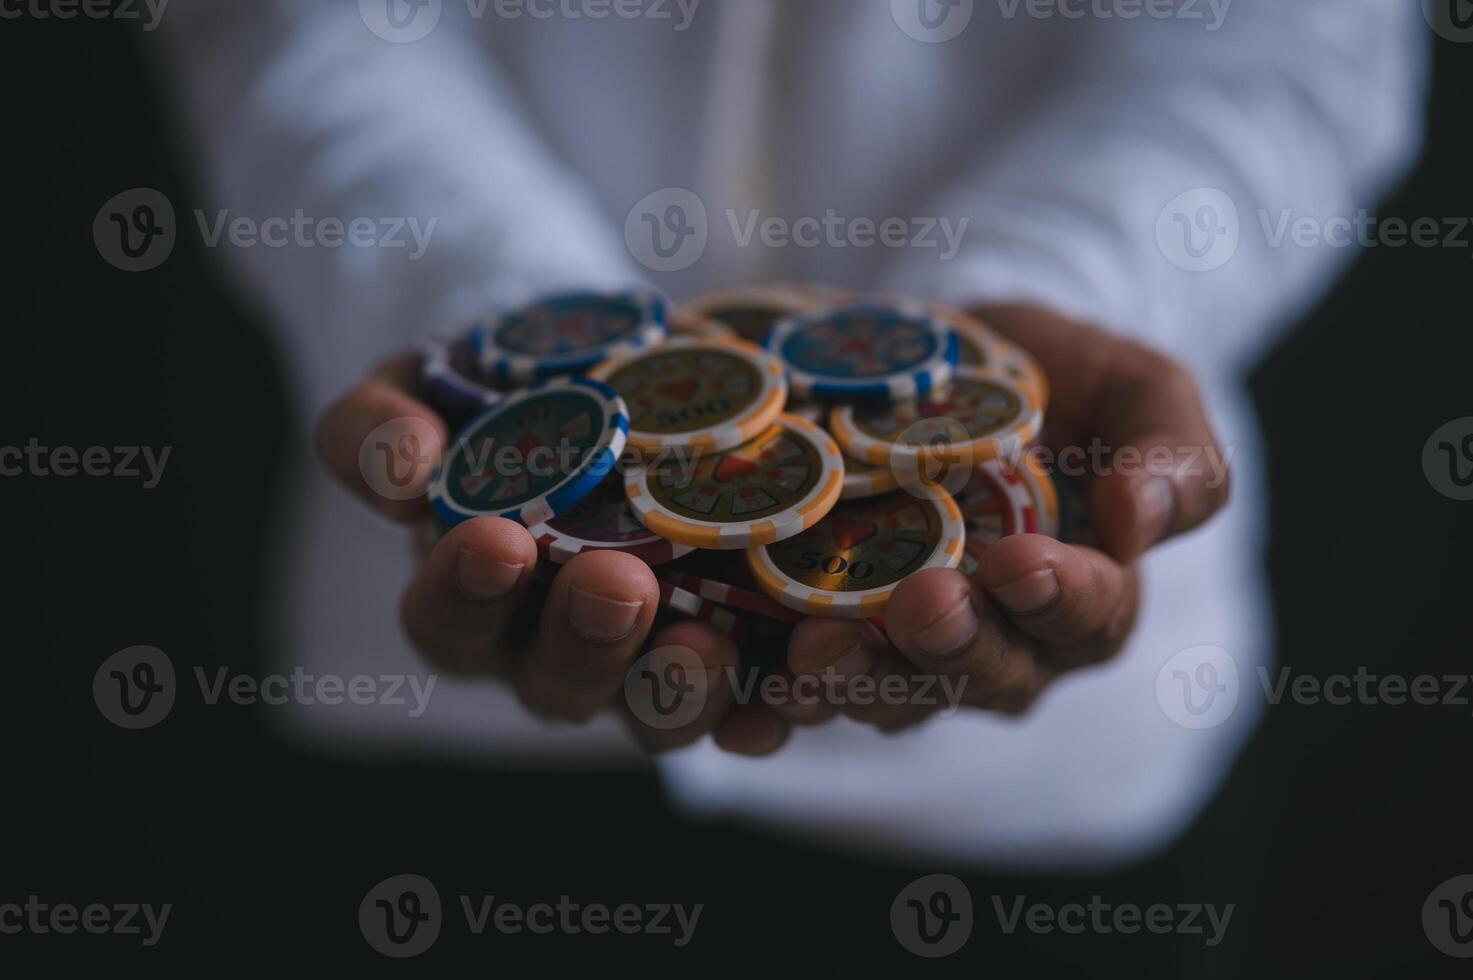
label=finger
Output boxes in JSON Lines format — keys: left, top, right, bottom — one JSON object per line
{"left": 1089, "top": 346, "right": 1230, "bottom": 562}
{"left": 779, "top": 618, "right": 885, "bottom": 726}
{"left": 713, "top": 702, "right": 792, "bottom": 757}
{"left": 399, "top": 517, "right": 539, "bottom": 676}
{"left": 514, "top": 550, "right": 660, "bottom": 723}
{"left": 317, "top": 353, "right": 447, "bottom": 523}
{"left": 622, "top": 620, "right": 740, "bottom": 752}
{"left": 883, "top": 568, "right": 1055, "bottom": 715}
{"left": 971, "top": 534, "right": 1139, "bottom": 670}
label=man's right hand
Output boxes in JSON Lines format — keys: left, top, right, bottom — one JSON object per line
{"left": 315, "top": 353, "right": 792, "bottom": 756}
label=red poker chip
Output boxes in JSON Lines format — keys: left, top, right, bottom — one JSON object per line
{"left": 657, "top": 581, "right": 752, "bottom": 643}
{"left": 657, "top": 569, "right": 804, "bottom": 624}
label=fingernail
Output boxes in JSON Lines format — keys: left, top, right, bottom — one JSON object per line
{"left": 568, "top": 587, "right": 644, "bottom": 642}
{"left": 989, "top": 568, "right": 1059, "bottom": 614}
{"left": 829, "top": 643, "right": 873, "bottom": 680}
{"left": 456, "top": 548, "right": 523, "bottom": 599}
{"left": 908, "top": 594, "right": 979, "bottom": 661}
{"left": 1135, "top": 477, "right": 1175, "bottom": 551}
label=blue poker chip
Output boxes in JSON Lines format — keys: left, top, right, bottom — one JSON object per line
{"left": 474, "top": 288, "right": 667, "bottom": 384}
{"left": 420, "top": 328, "right": 504, "bottom": 416}
{"left": 429, "top": 376, "right": 630, "bottom": 528}
{"left": 764, "top": 300, "right": 958, "bottom": 403}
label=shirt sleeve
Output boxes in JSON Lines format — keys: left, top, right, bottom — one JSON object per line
{"left": 881, "top": 0, "right": 1428, "bottom": 372}
{"left": 148, "top": 0, "right": 641, "bottom": 415}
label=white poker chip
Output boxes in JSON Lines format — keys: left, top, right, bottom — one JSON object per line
{"left": 828, "top": 367, "right": 1043, "bottom": 467}
{"left": 474, "top": 288, "right": 667, "bottom": 384}
{"left": 624, "top": 413, "right": 845, "bottom": 550}
{"left": 589, "top": 335, "right": 787, "bottom": 456}
{"left": 747, "top": 489, "right": 965, "bottom": 619}
{"left": 765, "top": 299, "right": 958, "bottom": 402}
{"left": 430, "top": 376, "right": 629, "bottom": 528}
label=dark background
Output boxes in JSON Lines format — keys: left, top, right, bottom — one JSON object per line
{"left": 2, "top": 10, "right": 1469, "bottom": 973}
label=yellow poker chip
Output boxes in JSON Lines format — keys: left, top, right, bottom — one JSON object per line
{"left": 680, "top": 285, "right": 824, "bottom": 346}
{"left": 624, "top": 413, "right": 844, "bottom": 550}
{"left": 827, "top": 367, "right": 1043, "bottom": 468}
{"left": 747, "top": 489, "right": 965, "bottom": 619}
{"left": 667, "top": 307, "right": 733, "bottom": 338}
{"left": 933, "top": 304, "right": 1049, "bottom": 408}
{"left": 590, "top": 336, "right": 787, "bottom": 456}
{"left": 839, "top": 454, "right": 901, "bottom": 500}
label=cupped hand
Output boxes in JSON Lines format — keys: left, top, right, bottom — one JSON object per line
{"left": 315, "top": 354, "right": 788, "bottom": 756}
{"left": 779, "top": 303, "right": 1231, "bottom": 732}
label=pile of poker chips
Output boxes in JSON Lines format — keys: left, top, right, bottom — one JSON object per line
{"left": 420, "top": 284, "right": 1061, "bottom": 645}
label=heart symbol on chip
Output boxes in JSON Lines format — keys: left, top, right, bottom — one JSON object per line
{"left": 715, "top": 455, "right": 760, "bottom": 482}
{"left": 830, "top": 518, "right": 877, "bottom": 550}
{"left": 657, "top": 379, "right": 699, "bottom": 402}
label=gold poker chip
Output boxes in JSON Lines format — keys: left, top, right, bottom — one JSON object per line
{"left": 591, "top": 336, "right": 787, "bottom": 456}
{"left": 828, "top": 367, "right": 1043, "bottom": 468}
{"left": 747, "top": 489, "right": 965, "bottom": 619}
{"left": 624, "top": 413, "right": 844, "bottom": 550}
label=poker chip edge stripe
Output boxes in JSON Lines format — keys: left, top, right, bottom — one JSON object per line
{"left": 622, "top": 413, "right": 845, "bottom": 550}
{"left": 429, "top": 376, "right": 629, "bottom": 528}
{"left": 745, "top": 490, "right": 965, "bottom": 619}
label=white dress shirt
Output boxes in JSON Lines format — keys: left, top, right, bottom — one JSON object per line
{"left": 151, "top": 0, "right": 1425, "bottom": 869}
